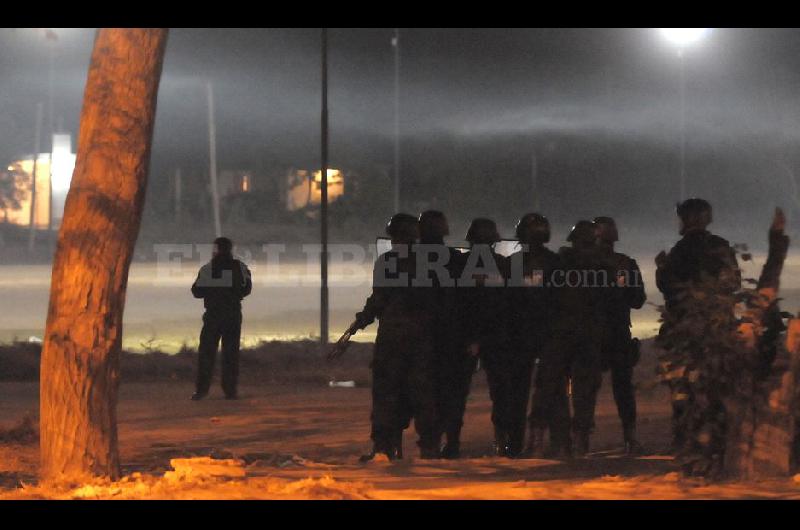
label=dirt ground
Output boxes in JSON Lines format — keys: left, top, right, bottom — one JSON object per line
{"left": 3, "top": 368, "right": 800, "bottom": 499}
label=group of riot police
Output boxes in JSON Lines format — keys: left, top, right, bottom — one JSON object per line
{"left": 186, "top": 196, "right": 755, "bottom": 466}
{"left": 347, "top": 208, "right": 647, "bottom": 462}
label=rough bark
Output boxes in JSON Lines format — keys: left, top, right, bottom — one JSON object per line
{"left": 725, "top": 319, "right": 800, "bottom": 477}
{"left": 39, "top": 28, "right": 168, "bottom": 482}
{"left": 725, "top": 211, "right": 794, "bottom": 477}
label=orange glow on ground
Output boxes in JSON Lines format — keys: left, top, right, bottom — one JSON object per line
{"left": 3, "top": 377, "right": 800, "bottom": 499}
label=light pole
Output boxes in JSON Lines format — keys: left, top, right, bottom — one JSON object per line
{"left": 47, "top": 42, "right": 55, "bottom": 239}
{"left": 392, "top": 28, "right": 400, "bottom": 213}
{"left": 206, "top": 81, "right": 222, "bottom": 238}
{"left": 28, "top": 102, "right": 44, "bottom": 252}
{"left": 48, "top": 40, "right": 54, "bottom": 149}
{"left": 531, "top": 148, "right": 540, "bottom": 211}
{"left": 21, "top": 27, "right": 58, "bottom": 251}
{"left": 35, "top": 29, "right": 58, "bottom": 239}
{"left": 658, "top": 28, "right": 711, "bottom": 200}
{"left": 320, "top": 28, "right": 330, "bottom": 347}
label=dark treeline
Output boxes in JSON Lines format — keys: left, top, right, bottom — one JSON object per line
{"left": 137, "top": 128, "right": 796, "bottom": 253}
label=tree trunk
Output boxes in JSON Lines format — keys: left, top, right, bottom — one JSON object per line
{"left": 725, "top": 211, "right": 793, "bottom": 477}
{"left": 39, "top": 28, "right": 168, "bottom": 482}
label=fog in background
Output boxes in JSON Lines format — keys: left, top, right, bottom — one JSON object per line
{"left": 3, "top": 28, "right": 800, "bottom": 346}
{"left": 2, "top": 29, "right": 800, "bottom": 246}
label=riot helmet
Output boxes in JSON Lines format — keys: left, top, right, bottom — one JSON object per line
{"left": 385, "top": 213, "right": 419, "bottom": 244}
{"left": 515, "top": 213, "right": 551, "bottom": 245}
{"left": 418, "top": 210, "right": 450, "bottom": 243}
{"left": 593, "top": 216, "right": 619, "bottom": 244}
{"left": 466, "top": 218, "right": 501, "bottom": 245}
{"left": 567, "top": 220, "right": 597, "bottom": 247}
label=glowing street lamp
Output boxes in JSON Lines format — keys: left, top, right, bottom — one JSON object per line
{"left": 659, "top": 28, "right": 711, "bottom": 199}
{"left": 659, "top": 28, "right": 711, "bottom": 48}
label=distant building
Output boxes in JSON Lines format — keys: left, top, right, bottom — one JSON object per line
{"left": 218, "top": 169, "right": 256, "bottom": 196}
{"left": 1, "top": 134, "right": 76, "bottom": 228}
{"left": 214, "top": 167, "right": 346, "bottom": 214}
{"left": 286, "top": 168, "right": 344, "bottom": 211}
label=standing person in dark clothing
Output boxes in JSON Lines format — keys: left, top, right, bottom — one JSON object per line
{"left": 417, "top": 210, "right": 470, "bottom": 459}
{"left": 504, "top": 213, "right": 564, "bottom": 457}
{"left": 656, "top": 199, "right": 741, "bottom": 314}
{"left": 351, "top": 213, "right": 440, "bottom": 461}
{"left": 529, "top": 221, "right": 611, "bottom": 457}
{"left": 655, "top": 199, "right": 741, "bottom": 454}
{"left": 593, "top": 216, "right": 646, "bottom": 454}
{"left": 190, "top": 237, "right": 253, "bottom": 401}
{"left": 458, "top": 218, "right": 517, "bottom": 456}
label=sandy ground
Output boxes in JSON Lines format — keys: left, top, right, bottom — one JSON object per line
{"left": 2, "top": 248, "right": 799, "bottom": 499}
{"left": 2, "top": 250, "right": 799, "bottom": 352}
{"left": 3, "top": 370, "right": 800, "bottom": 499}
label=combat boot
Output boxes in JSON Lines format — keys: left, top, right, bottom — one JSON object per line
{"left": 506, "top": 429, "right": 526, "bottom": 458}
{"left": 418, "top": 435, "right": 441, "bottom": 459}
{"left": 623, "top": 425, "right": 644, "bottom": 455}
{"left": 493, "top": 427, "right": 510, "bottom": 457}
{"left": 418, "top": 447, "right": 439, "bottom": 459}
{"left": 573, "top": 430, "right": 590, "bottom": 458}
{"left": 543, "top": 422, "right": 573, "bottom": 459}
{"left": 441, "top": 432, "right": 461, "bottom": 459}
{"left": 359, "top": 446, "right": 402, "bottom": 463}
{"left": 359, "top": 448, "right": 383, "bottom": 462}
{"left": 547, "top": 443, "right": 573, "bottom": 460}
{"left": 524, "top": 427, "right": 546, "bottom": 458}
{"left": 360, "top": 439, "right": 401, "bottom": 463}
{"left": 669, "top": 430, "right": 687, "bottom": 455}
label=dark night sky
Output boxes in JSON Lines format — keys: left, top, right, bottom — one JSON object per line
{"left": 3, "top": 28, "right": 800, "bottom": 240}
{"left": 4, "top": 28, "right": 800, "bottom": 153}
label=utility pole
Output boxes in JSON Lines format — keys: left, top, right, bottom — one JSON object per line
{"left": 47, "top": 43, "right": 55, "bottom": 238}
{"left": 392, "top": 28, "right": 401, "bottom": 213}
{"left": 48, "top": 43, "right": 54, "bottom": 149}
{"left": 320, "top": 28, "right": 330, "bottom": 347}
{"left": 207, "top": 81, "right": 222, "bottom": 237}
{"left": 28, "top": 102, "right": 43, "bottom": 252}
{"left": 174, "top": 167, "right": 182, "bottom": 224}
{"left": 678, "top": 50, "right": 687, "bottom": 200}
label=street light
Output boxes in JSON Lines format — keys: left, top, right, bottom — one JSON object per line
{"left": 392, "top": 28, "right": 400, "bottom": 213}
{"left": 320, "top": 28, "right": 330, "bottom": 347}
{"left": 31, "top": 29, "right": 58, "bottom": 151}
{"left": 659, "top": 28, "right": 711, "bottom": 48}
{"left": 658, "top": 28, "right": 711, "bottom": 199}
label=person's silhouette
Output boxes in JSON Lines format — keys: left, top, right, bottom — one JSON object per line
{"left": 190, "top": 237, "right": 252, "bottom": 400}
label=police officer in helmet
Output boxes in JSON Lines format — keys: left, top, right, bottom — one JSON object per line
{"left": 593, "top": 216, "right": 646, "bottom": 454}
{"left": 352, "top": 213, "right": 441, "bottom": 461}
